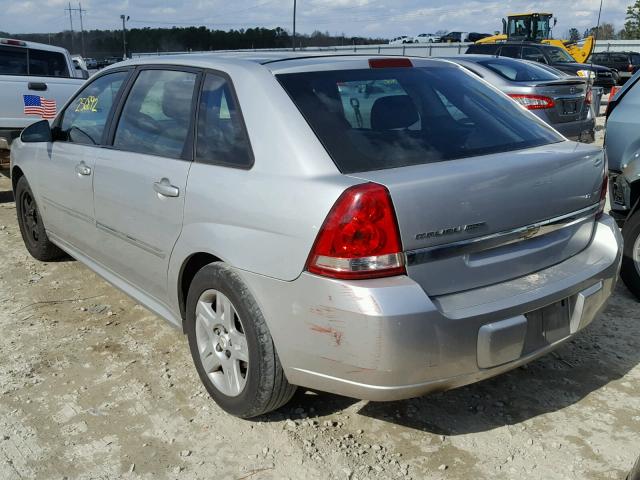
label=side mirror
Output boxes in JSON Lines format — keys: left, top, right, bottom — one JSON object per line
{"left": 21, "top": 120, "right": 52, "bottom": 143}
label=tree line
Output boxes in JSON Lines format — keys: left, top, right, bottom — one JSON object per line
{"left": 566, "top": 0, "right": 640, "bottom": 41}
{"left": 0, "top": 26, "right": 387, "bottom": 59}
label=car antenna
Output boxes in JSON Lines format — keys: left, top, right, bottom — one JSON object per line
{"left": 589, "top": 0, "right": 604, "bottom": 85}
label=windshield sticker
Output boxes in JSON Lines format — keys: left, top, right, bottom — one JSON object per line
{"left": 75, "top": 96, "right": 99, "bottom": 112}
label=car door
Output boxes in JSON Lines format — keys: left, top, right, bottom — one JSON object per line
{"left": 39, "top": 69, "right": 130, "bottom": 255}
{"left": 92, "top": 67, "right": 200, "bottom": 303}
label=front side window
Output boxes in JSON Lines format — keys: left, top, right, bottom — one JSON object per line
{"left": 0, "top": 46, "right": 27, "bottom": 75}
{"left": 277, "top": 65, "right": 562, "bottom": 174}
{"left": 28, "top": 49, "right": 69, "bottom": 77}
{"left": 196, "top": 73, "right": 253, "bottom": 167}
{"left": 114, "top": 69, "right": 197, "bottom": 159}
{"left": 546, "top": 47, "right": 575, "bottom": 63}
{"left": 59, "top": 71, "right": 128, "bottom": 145}
{"left": 522, "top": 47, "right": 546, "bottom": 63}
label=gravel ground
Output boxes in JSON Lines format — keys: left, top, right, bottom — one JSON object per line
{"left": 0, "top": 113, "right": 638, "bottom": 480}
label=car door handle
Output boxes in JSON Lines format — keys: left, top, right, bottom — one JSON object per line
{"left": 153, "top": 179, "right": 180, "bottom": 198}
{"left": 75, "top": 162, "right": 91, "bottom": 176}
{"left": 28, "top": 82, "right": 48, "bottom": 91}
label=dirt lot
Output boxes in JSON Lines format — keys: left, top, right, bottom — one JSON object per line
{"left": 0, "top": 118, "right": 639, "bottom": 480}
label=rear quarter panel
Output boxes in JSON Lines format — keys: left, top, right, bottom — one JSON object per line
{"left": 167, "top": 62, "right": 359, "bottom": 312}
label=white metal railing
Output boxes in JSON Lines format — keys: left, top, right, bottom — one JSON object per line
{"left": 132, "top": 39, "right": 640, "bottom": 59}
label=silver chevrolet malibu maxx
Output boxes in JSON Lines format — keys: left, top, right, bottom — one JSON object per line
{"left": 10, "top": 53, "right": 622, "bottom": 418}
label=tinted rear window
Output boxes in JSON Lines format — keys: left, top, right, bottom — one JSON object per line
{"left": 28, "top": 49, "right": 70, "bottom": 77}
{"left": 277, "top": 66, "right": 562, "bottom": 173}
{"left": 632, "top": 54, "right": 640, "bottom": 65}
{"left": 0, "top": 46, "right": 27, "bottom": 75}
{"left": 477, "top": 59, "right": 559, "bottom": 82}
{"left": 0, "top": 46, "right": 69, "bottom": 77}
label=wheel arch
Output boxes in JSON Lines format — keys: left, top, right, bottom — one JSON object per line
{"left": 11, "top": 165, "right": 24, "bottom": 193}
{"left": 177, "top": 252, "right": 222, "bottom": 330}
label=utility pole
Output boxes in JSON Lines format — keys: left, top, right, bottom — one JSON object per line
{"left": 65, "top": 2, "right": 87, "bottom": 56}
{"left": 78, "top": 2, "right": 86, "bottom": 58}
{"left": 120, "top": 14, "right": 129, "bottom": 59}
{"left": 292, "top": 0, "right": 296, "bottom": 51}
{"left": 65, "top": 2, "right": 75, "bottom": 53}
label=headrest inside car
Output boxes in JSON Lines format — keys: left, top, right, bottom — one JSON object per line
{"left": 162, "top": 80, "right": 193, "bottom": 120}
{"left": 370, "top": 95, "right": 419, "bottom": 130}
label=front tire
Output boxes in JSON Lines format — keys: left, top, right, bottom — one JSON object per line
{"left": 185, "top": 263, "right": 296, "bottom": 418}
{"left": 621, "top": 210, "right": 640, "bottom": 299}
{"left": 15, "top": 176, "right": 65, "bottom": 261}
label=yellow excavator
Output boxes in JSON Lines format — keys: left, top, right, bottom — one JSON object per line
{"left": 475, "top": 12, "right": 595, "bottom": 64}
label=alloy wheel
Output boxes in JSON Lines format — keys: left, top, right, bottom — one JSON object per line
{"left": 195, "top": 289, "right": 249, "bottom": 397}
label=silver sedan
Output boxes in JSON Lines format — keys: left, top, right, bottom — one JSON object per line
{"left": 10, "top": 53, "right": 620, "bottom": 417}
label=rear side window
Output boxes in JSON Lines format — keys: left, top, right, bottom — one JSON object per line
{"left": 465, "top": 44, "right": 497, "bottom": 55}
{"left": 28, "top": 49, "right": 69, "bottom": 77}
{"left": 611, "top": 53, "right": 630, "bottom": 63}
{"left": 196, "top": 73, "right": 253, "bottom": 168}
{"left": 478, "top": 59, "right": 558, "bottom": 82}
{"left": 277, "top": 66, "right": 562, "bottom": 174}
{"left": 60, "top": 71, "right": 128, "bottom": 145}
{"left": 114, "top": 69, "right": 197, "bottom": 159}
{"left": 499, "top": 46, "right": 520, "bottom": 58}
{"left": 0, "top": 46, "right": 27, "bottom": 75}
{"left": 632, "top": 54, "right": 640, "bottom": 65}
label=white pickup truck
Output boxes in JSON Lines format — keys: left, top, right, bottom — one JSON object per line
{"left": 0, "top": 38, "right": 85, "bottom": 153}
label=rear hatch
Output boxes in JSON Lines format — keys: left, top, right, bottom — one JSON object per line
{"left": 276, "top": 59, "right": 604, "bottom": 296}
{"left": 348, "top": 141, "right": 603, "bottom": 296}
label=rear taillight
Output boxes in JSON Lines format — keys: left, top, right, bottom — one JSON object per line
{"left": 610, "top": 85, "right": 620, "bottom": 100}
{"left": 307, "top": 183, "right": 406, "bottom": 280}
{"left": 597, "top": 157, "right": 609, "bottom": 220}
{"left": 629, "top": 64, "right": 634, "bottom": 73}
{"left": 585, "top": 88, "right": 592, "bottom": 105}
{"left": 508, "top": 94, "right": 555, "bottom": 110}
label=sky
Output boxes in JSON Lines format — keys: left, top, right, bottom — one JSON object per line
{"left": 0, "top": 0, "right": 631, "bottom": 38}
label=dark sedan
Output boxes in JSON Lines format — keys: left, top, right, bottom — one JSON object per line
{"left": 467, "top": 42, "right": 616, "bottom": 92}
{"left": 446, "top": 55, "right": 595, "bottom": 142}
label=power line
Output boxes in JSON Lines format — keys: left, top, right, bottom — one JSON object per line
{"left": 64, "top": 2, "right": 87, "bottom": 55}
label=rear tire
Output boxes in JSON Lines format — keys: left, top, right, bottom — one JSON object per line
{"left": 185, "top": 263, "right": 296, "bottom": 418}
{"left": 15, "top": 176, "right": 65, "bottom": 261}
{"left": 621, "top": 210, "right": 640, "bottom": 300}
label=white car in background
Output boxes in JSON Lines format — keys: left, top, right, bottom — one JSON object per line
{"left": 414, "top": 33, "right": 441, "bottom": 43}
{"left": 389, "top": 36, "right": 413, "bottom": 45}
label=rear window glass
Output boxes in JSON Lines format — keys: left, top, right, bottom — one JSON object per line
{"left": 277, "top": 66, "right": 562, "bottom": 174}
{"left": 0, "top": 46, "right": 27, "bottom": 75}
{"left": 28, "top": 49, "right": 69, "bottom": 77}
{"left": 632, "top": 54, "right": 640, "bottom": 65}
{"left": 477, "top": 59, "right": 558, "bottom": 82}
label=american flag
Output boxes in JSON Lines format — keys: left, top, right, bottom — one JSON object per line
{"left": 23, "top": 95, "right": 57, "bottom": 119}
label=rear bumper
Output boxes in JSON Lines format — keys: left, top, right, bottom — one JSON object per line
{"left": 237, "top": 215, "right": 622, "bottom": 401}
{"left": 554, "top": 117, "right": 596, "bottom": 142}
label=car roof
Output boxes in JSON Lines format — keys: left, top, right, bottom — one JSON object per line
{"left": 106, "top": 52, "right": 453, "bottom": 75}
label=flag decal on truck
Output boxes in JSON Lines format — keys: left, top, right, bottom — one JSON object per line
{"left": 23, "top": 95, "right": 57, "bottom": 119}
